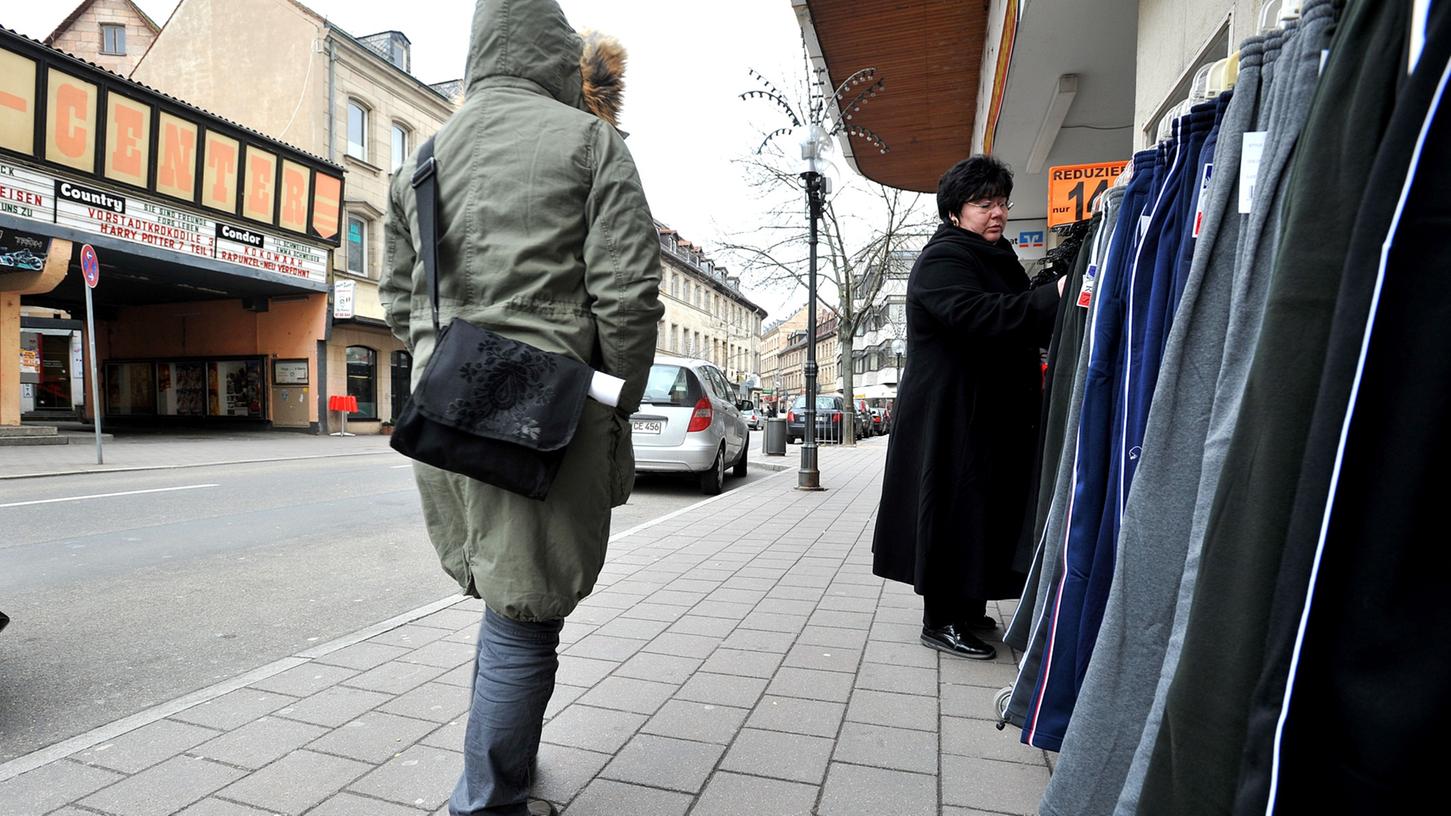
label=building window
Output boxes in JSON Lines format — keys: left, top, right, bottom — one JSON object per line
{"left": 100, "top": 23, "right": 126, "bottom": 55}
{"left": 347, "top": 100, "right": 368, "bottom": 160}
{"left": 346, "top": 215, "right": 368, "bottom": 276}
{"left": 346, "top": 346, "right": 378, "bottom": 419}
{"left": 391, "top": 123, "right": 409, "bottom": 171}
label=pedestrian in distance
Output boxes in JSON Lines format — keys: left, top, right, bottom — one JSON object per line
{"left": 871, "top": 155, "right": 1063, "bottom": 660}
{"left": 379, "top": 0, "right": 662, "bottom": 813}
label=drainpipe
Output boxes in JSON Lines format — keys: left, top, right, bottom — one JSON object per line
{"left": 321, "top": 31, "right": 338, "bottom": 433}
{"left": 325, "top": 33, "right": 337, "bottom": 161}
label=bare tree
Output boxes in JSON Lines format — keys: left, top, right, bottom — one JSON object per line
{"left": 720, "top": 142, "right": 932, "bottom": 445}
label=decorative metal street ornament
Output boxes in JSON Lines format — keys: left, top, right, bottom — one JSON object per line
{"left": 741, "top": 65, "right": 889, "bottom": 490}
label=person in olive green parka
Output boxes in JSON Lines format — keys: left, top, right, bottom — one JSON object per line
{"left": 380, "top": 1, "right": 661, "bottom": 812}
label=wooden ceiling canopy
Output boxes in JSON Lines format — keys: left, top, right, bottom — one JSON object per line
{"left": 805, "top": 0, "right": 986, "bottom": 193}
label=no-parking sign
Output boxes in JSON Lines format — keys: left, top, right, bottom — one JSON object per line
{"left": 80, "top": 243, "right": 100, "bottom": 288}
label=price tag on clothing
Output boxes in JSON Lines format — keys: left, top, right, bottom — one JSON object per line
{"left": 1239, "top": 131, "right": 1268, "bottom": 214}
{"left": 1192, "top": 163, "right": 1213, "bottom": 238}
{"left": 1077, "top": 264, "right": 1098, "bottom": 310}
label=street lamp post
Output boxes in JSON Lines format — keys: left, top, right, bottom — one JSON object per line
{"left": 741, "top": 66, "right": 889, "bottom": 490}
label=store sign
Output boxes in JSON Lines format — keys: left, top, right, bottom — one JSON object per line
{"left": 3, "top": 157, "right": 327, "bottom": 283}
{"left": 1047, "top": 161, "right": 1128, "bottom": 228}
{"left": 0, "top": 225, "right": 50, "bottom": 274}
{"left": 333, "top": 278, "right": 355, "bottom": 319}
{"left": 0, "top": 31, "right": 343, "bottom": 245}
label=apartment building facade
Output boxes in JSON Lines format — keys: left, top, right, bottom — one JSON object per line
{"left": 655, "top": 223, "right": 767, "bottom": 388}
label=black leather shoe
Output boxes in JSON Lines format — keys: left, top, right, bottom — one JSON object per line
{"left": 920, "top": 624, "right": 996, "bottom": 660}
{"left": 965, "top": 615, "right": 998, "bottom": 631}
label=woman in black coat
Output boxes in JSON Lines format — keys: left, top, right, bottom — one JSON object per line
{"left": 872, "top": 156, "right": 1062, "bottom": 660}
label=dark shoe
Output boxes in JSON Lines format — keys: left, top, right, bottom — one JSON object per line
{"left": 527, "top": 799, "right": 558, "bottom": 816}
{"left": 920, "top": 624, "right": 996, "bottom": 660}
{"left": 965, "top": 614, "right": 998, "bottom": 631}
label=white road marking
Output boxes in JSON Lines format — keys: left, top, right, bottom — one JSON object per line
{"left": 0, "top": 483, "right": 220, "bottom": 509}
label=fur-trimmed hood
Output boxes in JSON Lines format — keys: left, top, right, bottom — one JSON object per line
{"left": 465, "top": 0, "right": 626, "bottom": 126}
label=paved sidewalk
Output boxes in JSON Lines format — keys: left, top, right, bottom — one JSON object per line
{"left": 0, "top": 439, "right": 1051, "bottom": 815}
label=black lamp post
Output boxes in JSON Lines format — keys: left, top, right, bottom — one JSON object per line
{"left": 742, "top": 66, "right": 889, "bottom": 490}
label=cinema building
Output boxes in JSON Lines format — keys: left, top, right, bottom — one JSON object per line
{"left": 0, "top": 27, "right": 345, "bottom": 431}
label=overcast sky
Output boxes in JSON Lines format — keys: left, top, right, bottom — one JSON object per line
{"left": 2, "top": 0, "right": 858, "bottom": 320}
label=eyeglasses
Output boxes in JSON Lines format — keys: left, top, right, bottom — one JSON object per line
{"left": 967, "top": 198, "right": 1014, "bottom": 212}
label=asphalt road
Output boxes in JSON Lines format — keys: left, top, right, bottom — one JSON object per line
{"left": 0, "top": 450, "right": 780, "bottom": 762}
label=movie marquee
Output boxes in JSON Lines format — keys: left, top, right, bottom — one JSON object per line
{"left": 0, "top": 29, "right": 343, "bottom": 282}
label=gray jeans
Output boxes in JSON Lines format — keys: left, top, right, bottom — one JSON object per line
{"left": 449, "top": 607, "right": 562, "bottom": 816}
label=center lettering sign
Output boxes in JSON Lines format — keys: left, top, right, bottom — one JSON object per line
{"left": 5, "top": 158, "right": 326, "bottom": 283}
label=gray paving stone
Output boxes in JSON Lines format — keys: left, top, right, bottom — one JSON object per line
{"left": 617, "top": 602, "right": 689, "bottom": 622}
{"left": 699, "top": 647, "right": 785, "bottom": 678}
{"left": 797, "top": 625, "right": 870, "bottom": 650}
{"left": 745, "top": 695, "right": 846, "bottom": 738}
{"left": 556, "top": 654, "right": 620, "bottom": 687}
{"left": 249, "top": 663, "right": 357, "bottom": 697}
{"left": 834, "top": 721, "right": 938, "bottom": 774}
{"left": 540, "top": 704, "right": 648, "bottom": 753}
{"left": 845, "top": 688, "right": 938, "bottom": 733}
{"left": 72, "top": 718, "right": 219, "bottom": 773}
{"left": 307, "top": 710, "right": 439, "bottom": 763}
{"left": 854, "top": 662, "right": 938, "bottom": 698}
{"left": 578, "top": 590, "right": 649, "bottom": 609}
{"left": 0, "top": 759, "right": 122, "bottom": 816}
{"left": 172, "top": 799, "right": 273, "bottom": 816}
{"left": 640, "top": 699, "right": 749, "bottom": 744}
{"left": 674, "top": 672, "right": 768, "bottom": 708}
{"left": 869, "top": 620, "right": 926, "bottom": 643}
{"left": 941, "top": 682, "right": 1012, "bottom": 722}
{"left": 873, "top": 605, "right": 926, "bottom": 625}
{"left": 545, "top": 683, "right": 589, "bottom": 720}
{"left": 418, "top": 716, "right": 465, "bottom": 750}
{"left": 691, "top": 599, "right": 757, "bottom": 619}
{"left": 576, "top": 676, "right": 677, "bottom": 715}
{"left": 413, "top": 606, "right": 482, "bottom": 632}
{"left": 341, "top": 659, "right": 449, "bottom": 694}
{"left": 719, "top": 727, "right": 834, "bottom": 784}
{"left": 817, "top": 762, "right": 937, "bottom": 816}
{"left": 738, "top": 611, "right": 810, "bottom": 633}
{"left": 937, "top": 654, "right": 1021, "bottom": 688}
{"left": 275, "top": 684, "right": 392, "bottom": 728}
{"left": 614, "top": 650, "right": 703, "bottom": 685}
{"left": 705, "top": 588, "right": 768, "bottom": 605}
{"left": 806, "top": 609, "right": 873, "bottom": 630}
{"left": 941, "top": 716, "right": 1047, "bottom": 765}
{"left": 817, "top": 594, "right": 879, "bottom": 613}
{"left": 346, "top": 744, "right": 462, "bottom": 811}
{"left": 720, "top": 576, "right": 777, "bottom": 592}
{"left": 939, "top": 755, "right": 1051, "bottom": 814}
{"left": 767, "top": 666, "right": 856, "bottom": 703}
{"left": 532, "top": 742, "right": 611, "bottom": 804}
{"left": 312, "top": 641, "right": 411, "bottom": 671}
{"left": 565, "top": 634, "right": 647, "bottom": 661}
{"left": 665, "top": 615, "right": 737, "bottom": 638}
{"left": 79, "top": 755, "right": 244, "bottom": 816}
{"left": 367, "top": 624, "right": 451, "bottom": 649}
{"left": 561, "top": 779, "right": 691, "bottom": 816}
{"left": 400, "top": 638, "right": 478, "bottom": 668}
{"left": 782, "top": 642, "right": 863, "bottom": 673}
{"left": 169, "top": 689, "right": 297, "bottom": 731}
{"left": 642, "top": 631, "right": 721, "bottom": 659}
{"left": 719, "top": 627, "right": 796, "bottom": 653}
{"left": 690, "top": 771, "right": 819, "bottom": 816}
{"left": 379, "top": 681, "right": 470, "bottom": 724}
{"left": 306, "top": 791, "right": 424, "bottom": 816}
{"left": 589, "top": 615, "right": 672, "bottom": 640}
{"left": 646, "top": 589, "right": 708, "bottom": 606}
{"left": 191, "top": 716, "right": 328, "bottom": 769}
{"left": 432, "top": 662, "right": 476, "bottom": 688}
{"left": 862, "top": 640, "right": 938, "bottom": 669}
{"left": 559, "top": 619, "right": 598, "bottom": 644}
{"left": 216, "top": 749, "right": 370, "bottom": 813}
{"left": 599, "top": 733, "right": 724, "bottom": 793}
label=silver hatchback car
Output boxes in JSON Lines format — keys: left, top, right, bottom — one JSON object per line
{"left": 630, "top": 356, "right": 750, "bottom": 494}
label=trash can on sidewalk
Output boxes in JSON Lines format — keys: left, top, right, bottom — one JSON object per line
{"left": 763, "top": 417, "right": 787, "bottom": 456}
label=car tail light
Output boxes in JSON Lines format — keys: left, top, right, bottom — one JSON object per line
{"left": 687, "top": 396, "right": 713, "bottom": 432}
{"left": 787, "top": 411, "right": 795, "bottom": 422}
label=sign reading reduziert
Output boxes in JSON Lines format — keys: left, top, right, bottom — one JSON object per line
{"left": 3, "top": 158, "right": 327, "bottom": 283}
{"left": 0, "top": 30, "right": 343, "bottom": 247}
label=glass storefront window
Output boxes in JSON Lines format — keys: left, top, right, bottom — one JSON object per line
{"left": 346, "top": 346, "right": 378, "bottom": 418}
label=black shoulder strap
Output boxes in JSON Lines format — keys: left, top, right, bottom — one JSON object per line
{"left": 410, "top": 136, "right": 441, "bottom": 334}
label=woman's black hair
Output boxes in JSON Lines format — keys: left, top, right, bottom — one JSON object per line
{"left": 937, "top": 155, "right": 1014, "bottom": 223}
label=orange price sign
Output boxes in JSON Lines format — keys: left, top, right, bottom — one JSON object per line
{"left": 1047, "top": 161, "right": 1128, "bottom": 228}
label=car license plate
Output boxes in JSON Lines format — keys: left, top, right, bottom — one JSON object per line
{"left": 632, "top": 420, "right": 663, "bottom": 434}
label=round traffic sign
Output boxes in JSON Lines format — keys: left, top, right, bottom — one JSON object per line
{"left": 80, "top": 244, "right": 100, "bottom": 288}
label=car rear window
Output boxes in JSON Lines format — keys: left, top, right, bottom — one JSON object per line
{"left": 790, "top": 396, "right": 840, "bottom": 411}
{"left": 641, "top": 364, "right": 699, "bottom": 407}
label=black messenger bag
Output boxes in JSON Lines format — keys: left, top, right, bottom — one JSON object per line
{"left": 389, "top": 136, "right": 594, "bottom": 500}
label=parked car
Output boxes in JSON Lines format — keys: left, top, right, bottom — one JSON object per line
{"left": 869, "top": 407, "right": 886, "bottom": 436}
{"left": 785, "top": 394, "right": 846, "bottom": 444}
{"left": 852, "top": 399, "right": 873, "bottom": 439}
{"left": 744, "top": 404, "right": 763, "bottom": 430}
{"left": 630, "top": 356, "right": 750, "bottom": 494}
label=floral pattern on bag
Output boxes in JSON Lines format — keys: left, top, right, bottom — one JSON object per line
{"left": 443, "top": 333, "right": 559, "bottom": 441}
